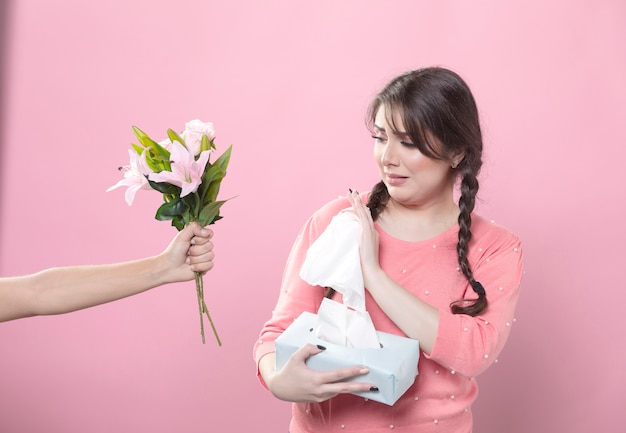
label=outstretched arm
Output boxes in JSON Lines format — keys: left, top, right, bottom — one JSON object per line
{"left": 0, "top": 222, "right": 215, "bottom": 322}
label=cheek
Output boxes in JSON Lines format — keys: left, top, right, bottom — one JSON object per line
{"left": 373, "top": 145, "right": 384, "bottom": 163}
{"left": 405, "top": 152, "right": 431, "bottom": 170}
{"left": 411, "top": 157, "right": 453, "bottom": 183}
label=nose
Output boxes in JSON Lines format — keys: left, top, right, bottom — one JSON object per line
{"left": 380, "top": 140, "right": 399, "bottom": 167}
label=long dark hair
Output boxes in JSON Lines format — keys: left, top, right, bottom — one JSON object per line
{"left": 328, "top": 67, "right": 487, "bottom": 316}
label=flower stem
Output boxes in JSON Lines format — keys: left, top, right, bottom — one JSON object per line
{"left": 202, "top": 298, "right": 222, "bottom": 346}
{"left": 195, "top": 272, "right": 205, "bottom": 344}
{"left": 195, "top": 271, "right": 221, "bottom": 346}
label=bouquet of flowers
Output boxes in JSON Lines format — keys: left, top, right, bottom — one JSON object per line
{"left": 107, "top": 119, "right": 232, "bottom": 345}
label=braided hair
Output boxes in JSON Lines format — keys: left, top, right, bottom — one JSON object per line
{"left": 330, "top": 67, "right": 487, "bottom": 316}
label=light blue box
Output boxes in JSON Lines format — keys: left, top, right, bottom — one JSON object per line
{"left": 275, "top": 311, "right": 420, "bottom": 406}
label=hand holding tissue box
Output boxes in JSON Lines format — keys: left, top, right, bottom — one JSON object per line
{"left": 275, "top": 310, "right": 420, "bottom": 405}
{"left": 274, "top": 210, "right": 420, "bottom": 406}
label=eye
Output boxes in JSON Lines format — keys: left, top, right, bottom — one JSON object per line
{"left": 372, "top": 135, "right": 387, "bottom": 143}
{"left": 400, "top": 140, "right": 417, "bottom": 148}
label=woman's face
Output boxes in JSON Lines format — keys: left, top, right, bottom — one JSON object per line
{"left": 372, "top": 105, "right": 456, "bottom": 209}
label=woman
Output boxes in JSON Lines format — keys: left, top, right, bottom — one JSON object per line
{"left": 254, "top": 67, "right": 524, "bottom": 432}
{"left": 0, "top": 222, "right": 215, "bottom": 322}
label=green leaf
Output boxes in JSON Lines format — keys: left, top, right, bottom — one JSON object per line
{"left": 180, "top": 195, "right": 199, "bottom": 222}
{"left": 167, "top": 128, "right": 186, "bottom": 146}
{"left": 148, "top": 179, "right": 182, "bottom": 195}
{"left": 149, "top": 140, "right": 171, "bottom": 160}
{"left": 200, "top": 134, "right": 211, "bottom": 153}
{"left": 132, "top": 126, "right": 159, "bottom": 148}
{"left": 171, "top": 216, "right": 185, "bottom": 231}
{"left": 198, "top": 145, "right": 232, "bottom": 203}
{"left": 155, "top": 198, "right": 188, "bottom": 221}
{"left": 198, "top": 164, "right": 226, "bottom": 201}
{"left": 131, "top": 126, "right": 171, "bottom": 172}
{"left": 198, "top": 200, "right": 227, "bottom": 226}
{"left": 212, "top": 145, "right": 233, "bottom": 172}
{"left": 181, "top": 208, "right": 194, "bottom": 227}
{"left": 204, "top": 177, "right": 225, "bottom": 204}
{"left": 131, "top": 143, "right": 144, "bottom": 154}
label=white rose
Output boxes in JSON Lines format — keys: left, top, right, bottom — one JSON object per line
{"left": 182, "top": 119, "right": 215, "bottom": 155}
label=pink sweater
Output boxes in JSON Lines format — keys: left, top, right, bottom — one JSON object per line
{"left": 254, "top": 194, "right": 524, "bottom": 433}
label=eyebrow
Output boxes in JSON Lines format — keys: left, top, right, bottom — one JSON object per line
{"left": 374, "top": 123, "right": 410, "bottom": 138}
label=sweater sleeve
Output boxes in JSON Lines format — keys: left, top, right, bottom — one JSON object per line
{"left": 253, "top": 198, "right": 349, "bottom": 386}
{"left": 425, "top": 225, "right": 524, "bottom": 378}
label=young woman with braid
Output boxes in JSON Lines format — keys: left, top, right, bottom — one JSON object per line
{"left": 254, "top": 67, "right": 524, "bottom": 432}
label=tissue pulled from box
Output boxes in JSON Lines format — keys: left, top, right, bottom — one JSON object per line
{"left": 315, "top": 298, "right": 380, "bottom": 348}
{"left": 299, "top": 210, "right": 380, "bottom": 348}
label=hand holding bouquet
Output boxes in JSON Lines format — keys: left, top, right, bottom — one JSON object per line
{"left": 107, "top": 119, "right": 232, "bottom": 345}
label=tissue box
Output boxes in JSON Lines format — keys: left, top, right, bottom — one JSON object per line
{"left": 274, "top": 311, "right": 419, "bottom": 406}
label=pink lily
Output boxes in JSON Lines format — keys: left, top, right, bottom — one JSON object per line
{"left": 148, "top": 141, "right": 211, "bottom": 197}
{"left": 106, "top": 149, "right": 152, "bottom": 205}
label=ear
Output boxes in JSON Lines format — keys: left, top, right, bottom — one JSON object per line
{"left": 450, "top": 151, "right": 465, "bottom": 169}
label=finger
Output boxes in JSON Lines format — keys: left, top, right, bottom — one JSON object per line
{"left": 174, "top": 223, "right": 197, "bottom": 244}
{"left": 190, "top": 231, "right": 214, "bottom": 248}
{"left": 348, "top": 189, "right": 363, "bottom": 210}
{"left": 347, "top": 188, "right": 359, "bottom": 208}
{"left": 316, "top": 362, "right": 369, "bottom": 381}
{"left": 347, "top": 188, "right": 355, "bottom": 202}
{"left": 189, "top": 259, "right": 215, "bottom": 273}
{"left": 292, "top": 343, "right": 327, "bottom": 363}
{"left": 351, "top": 192, "right": 375, "bottom": 227}
{"left": 320, "top": 379, "right": 379, "bottom": 396}
{"left": 188, "top": 248, "right": 215, "bottom": 268}
{"left": 348, "top": 191, "right": 369, "bottom": 225}
{"left": 189, "top": 236, "right": 214, "bottom": 252}
{"left": 188, "top": 248, "right": 215, "bottom": 262}
{"left": 296, "top": 343, "right": 374, "bottom": 387}
{"left": 347, "top": 193, "right": 361, "bottom": 219}
{"left": 188, "top": 222, "right": 213, "bottom": 239}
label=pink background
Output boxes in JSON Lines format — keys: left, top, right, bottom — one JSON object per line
{"left": 1, "top": 1, "right": 625, "bottom": 432}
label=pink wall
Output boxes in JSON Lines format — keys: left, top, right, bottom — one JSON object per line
{"left": 1, "top": 1, "right": 624, "bottom": 432}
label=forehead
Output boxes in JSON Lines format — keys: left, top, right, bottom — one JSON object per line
{"left": 374, "top": 104, "right": 406, "bottom": 133}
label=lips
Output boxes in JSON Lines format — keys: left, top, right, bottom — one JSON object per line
{"left": 384, "top": 173, "right": 408, "bottom": 185}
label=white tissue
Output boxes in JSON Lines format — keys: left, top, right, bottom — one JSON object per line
{"left": 315, "top": 298, "right": 381, "bottom": 348}
{"left": 299, "top": 209, "right": 380, "bottom": 348}
{"left": 300, "top": 211, "right": 365, "bottom": 310}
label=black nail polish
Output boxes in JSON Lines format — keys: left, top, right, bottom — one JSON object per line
{"left": 316, "top": 344, "right": 327, "bottom": 350}
{"left": 348, "top": 188, "right": 353, "bottom": 193}
{"left": 369, "top": 386, "right": 379, "bottom": 392}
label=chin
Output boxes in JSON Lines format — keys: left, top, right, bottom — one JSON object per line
{"left": 387, "top": 189, "right": 414, "bottom": 204}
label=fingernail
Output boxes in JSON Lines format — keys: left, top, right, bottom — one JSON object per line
{"left": 348, "top": 188, "right": 353, "bottom": 193}
{"left": 369, "top": 386, "right": 379, "bottom": 392}
{"left": 316, "top": 344, "right": 326, "bottom": 350}
{"left": 359, "top": 368, "right": 369, "bottom": 374}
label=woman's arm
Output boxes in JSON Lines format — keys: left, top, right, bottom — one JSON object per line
{"left": 347, "top": 190, "right": 440, "bottom": 353}
{"left": 347, "top": 191, "right": 524, "bottom": 376}
{"left": 0, "top": 222, "right": 214, "bottom": 322}
{"left": 258, "top": 346, "right": 375, "bottom": 403}
{"left": 254, "top": 197, "right": 378, "bottom": 402}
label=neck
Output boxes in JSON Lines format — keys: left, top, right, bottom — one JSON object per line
{"left": 377, "top": 195, "right": 460, "bottom": 242}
